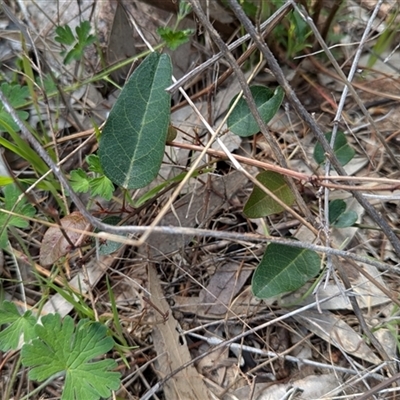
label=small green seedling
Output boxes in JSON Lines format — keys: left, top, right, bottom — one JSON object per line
{"left": 70, "top": 154, "right": 114, "bottom": 201}
{"left": 55, "top": 21, "right": 96, "bottom": 65}
{"left": 157, "top": 27, "right": 194, "bottom": 50}
{"left": 157, "top": 0, "right": 194, "bottom": 50}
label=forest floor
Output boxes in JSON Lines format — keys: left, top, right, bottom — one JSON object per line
{"left": 1, "top": 1, "right": 400, "bottom": 399}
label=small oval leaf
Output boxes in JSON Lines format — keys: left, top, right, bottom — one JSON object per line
{"left": 95, "top": 216, "right": 124, "bottom": 255}
{"left": 313, "top": 131, "right": 355, "bottom": 166}
{"left": 333, "top": 211, "right": 358, "bottom": 228}
{"left": 252, "top": 243, "right": 321, "bottom": 299}
{"left": 227, "top": 86, "right": 284, "bottom": 137}
{"left": 99, "top": 52, "right": 172, "bottom": 189}
{"left": 244, "top": 171, "right": 295, "bottom": 218}
{"left": 40, "top": 212, "right": 89, "bottom": 267}
{"left": 328, "top": 199, "right": 346, "bottom": 224}
{"left": 329, "top": 199, "right": 358, "bottom": 228}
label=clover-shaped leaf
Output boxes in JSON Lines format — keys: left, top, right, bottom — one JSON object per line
{"left": 21, "top": 314, "right": 120, "bottom": 400}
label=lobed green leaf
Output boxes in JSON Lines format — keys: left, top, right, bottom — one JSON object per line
{"left": 0, "top": 301, "right": 37, "bottom": 351}
{"left": 0, "top": 184, "right": 36, "bottom": 248}
{"left": 21, "top": 314, "right": 120, "bottom": 400}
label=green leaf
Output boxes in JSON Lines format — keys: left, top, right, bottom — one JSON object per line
{"left": 63, "top": 49, "right": 81, "bottom": 65}
{"left": 178, "top": 0, "right": 192, "bottom": 19}
{"left": 21, "top": 314, "right": 120, "bottom": 400}
{"left": 70, "top": 156, "right": 114, "bottom": 200}
{"left": 0, "top": 82, "right": 30, "bottom": 133}
{"left": 242, "top": 0, "right": 258, "bottom": 18}
{"left": 252, "top": 243, "right": 321, "bottom": 299}
{"left": 313, "top": 131, "right": 355, "bottom": 166}
{"left": 55, "top": 21, "right": 96, "bottom": 65}
{"left": 70, "top": 169, "right": 90, "bottom": 193}
{"left": 75, "top": 21, "right": 95, "bottom": 45}
{"left": 334, "top": 211, "right": 358, "bottom": 228}
{"left": 37, "top": 74, "right": 57, "bottom": 93}
{"left": 0, "top": 184, "right": 36, "bottom": 249}
{"left": 87, "top": 154, "right": 104, "bottom": 174}
{"left": 55, "top": 25, "right": 75, "bottom": 46}
{"left": 244, "top": 171, "right": 295, "bottom": 218}
{"left": 99, "top": 52, "right": 172, "bottom": 189}
{"left": 96, "top": 216, "right": 124, "bottom": 255}
{"left": 328, "top": 199, "right": 346, "bottom": 224}
{"left": 0, "top": 301, "right": 37, "bottom": 351}
{"left": 157, "top": 27, "right": 193, "bottom": 50}
{"left": 0, "top": 128, "right": 49, "bottom": 177}
{"left": 227, "top": 86, "right": 284, "bottom": 137}
{"left": 89, "top": 176, "right": 114, "bottom": 201}
{"left": 329, "top": 199, "right": 358, "bottom": 228}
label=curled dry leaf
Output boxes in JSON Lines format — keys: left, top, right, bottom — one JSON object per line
{"left": 40, "top": 212, "right": 90, "bottom": 267}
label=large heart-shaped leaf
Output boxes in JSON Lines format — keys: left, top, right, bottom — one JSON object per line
{"left": 227, "top": 85, "right": 284, "bottom": 137}
{"left": 244, "top": 171, "right": 295, "bottom": 218}
{"left": 99, "top": 52, "right": 172, "bottom": 189}
{"left": 252, "top": 243, "right": 320, "bottom": 299}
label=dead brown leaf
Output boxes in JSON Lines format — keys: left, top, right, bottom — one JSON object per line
{"left": 198, "top": 260, "right": 252, "bottom": 316}
{"left": 148, "top": 263, "right": 209, "bottom": 400}
{"left": 39, "top": 211, "right": 90, "bottom": 267}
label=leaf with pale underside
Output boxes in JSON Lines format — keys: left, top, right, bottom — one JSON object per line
{"left": 99, "top": 52, "right": 172, "bottom": 189}
{"left": 244, "top": 171, "right": 295, "bottom": 218}
{"left": 227, "top": 86, "right": 284, "bottom": 137}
